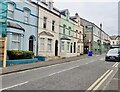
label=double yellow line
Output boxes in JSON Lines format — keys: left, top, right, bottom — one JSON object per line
{"left": 86, "top": 62, "right": 119, "bottom": 92}
{"left": 112, "top": 62, "right": 119, "bottom": 68}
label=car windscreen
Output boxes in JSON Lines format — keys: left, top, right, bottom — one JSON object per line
{"left": 108, "top": 49, "right": 118, "bottom": 54}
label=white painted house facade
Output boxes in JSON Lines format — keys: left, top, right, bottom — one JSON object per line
{"left": 37, "top": 0, "right": 60, "bottom": 57}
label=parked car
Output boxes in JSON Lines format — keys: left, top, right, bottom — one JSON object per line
{"left": 105, "top": 48, "right": 120, "bottom": 62}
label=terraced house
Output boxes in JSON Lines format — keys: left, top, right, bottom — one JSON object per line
{"left": 70, "top": 13, "right": 84, "bottom": 56}
{"left": 110, "top": 35, "right": 120, "bottom": 45}
{"left": 6, "top": 0, "right": 38, "bottom": 55}
{"left": 37, "top": 0, "right": 60, "bottom": 58}
{"left": 81, "top": 18, "right": 110, "bottom": 54}
{"left": 59, "top": 9, "right": 84, "bottom": 57}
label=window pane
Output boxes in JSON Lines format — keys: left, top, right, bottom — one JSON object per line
{"left": 67, "top": 42, "right": 70, "bottom": 52}
{"left": 8, "top": 11, "right": 14, "bottom": 18}
{"left": 52, "top": 21, "right": 55, "bottom": 31}
{"left": 40, "top": 38, "right": 44, "bottom": 50}
{"left": 48, "top": 39, "right": 52, "bottom": 51}
{"left": 24, "top": 10, "right": 29, "bottom": 23}
{"left": 43, "top": 17, "right": 47, "bottom": 28}
{"left": 61, "top": 41, "right": 64, "bottom": 50}
{"left": 12, "top": 34, "right": 20, "bottom": 50}
{"left": 8, "top": 3, "right": 14, "bottom": 11}
{"left": 12, "top": 42, "right": 20, "bottom": 50}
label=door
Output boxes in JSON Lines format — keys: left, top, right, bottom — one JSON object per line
{"left": 29, "top": 36, "right": 34, "bottom": 51}
{"left": 55, "top": 40, "right": 58, "bottom": 56}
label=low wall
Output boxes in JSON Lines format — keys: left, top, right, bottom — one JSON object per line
{"left": 6, "top": 58, "right": 38, "bottom": 66}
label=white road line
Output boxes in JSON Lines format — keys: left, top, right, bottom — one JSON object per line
{"left": 93, "top": 70, "right": 113, "bottom": 90}
{"left": 87, "top": 70, "right": 110, "bottom": 91}
{"left": 0, "top": 81, "right": 29, "bottom": 91}
{"left": 48, "top": 65, "right": 80, "bottom": 77}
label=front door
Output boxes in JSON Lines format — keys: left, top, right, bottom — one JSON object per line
{"left": 29, "top": 36, "right": 33, "bottom": 51}
{"left": 55, "top": 40, "right": 58, "bottom": 56}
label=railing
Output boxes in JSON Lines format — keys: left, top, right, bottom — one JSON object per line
{"left": 0, "top": 37, "right": 7, "bottom": 68}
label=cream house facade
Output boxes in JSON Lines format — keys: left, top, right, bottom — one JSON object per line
{"left": 37, "top": 0, "right": 60, "bottom": 57}
{"left": 70, "top": 13, "right": 84, "bottom": 55}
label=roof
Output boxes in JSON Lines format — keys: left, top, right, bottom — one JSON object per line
{"left": 110, "top": 35, "right": 120, "bottom": 40}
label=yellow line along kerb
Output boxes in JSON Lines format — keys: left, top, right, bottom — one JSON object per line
{"left": 86, "top": 70, "right": 110, "bottom": 91}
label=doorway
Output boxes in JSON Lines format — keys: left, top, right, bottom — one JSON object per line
{"left": 55, "top": 40, "right": 58, "bottom": 56}
{"left": 29, "top": 36, "right": 34, "bottom": 51}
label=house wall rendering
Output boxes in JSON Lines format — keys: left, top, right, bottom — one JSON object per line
{"left": 38, "top": 0, "right": 60, "bottom": 57}
{"left": 6, "top": 0, "right": 38, "bottom": 55}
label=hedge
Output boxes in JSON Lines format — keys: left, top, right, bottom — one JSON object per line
{"left": 7, "top": 50, "right": 34, "bottom": 60}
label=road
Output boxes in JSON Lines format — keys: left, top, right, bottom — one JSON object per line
{"left": 0, "top": 54, "right": 119, "bottom": 91}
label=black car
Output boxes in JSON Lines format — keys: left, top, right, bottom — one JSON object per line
{"left": 105, "top": 48, "right": 120, "bottom": 62}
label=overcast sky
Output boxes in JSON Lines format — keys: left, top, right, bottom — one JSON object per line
{"left": 53, "top": 0, "right": 118, "bottom": 36}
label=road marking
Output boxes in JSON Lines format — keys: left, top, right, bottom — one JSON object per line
{"left": 93, "top": 70, "right": 113, "bottom": 90}
{"left": 115, "top": 63, "right": 119, "bottom": 67}
{"left": 87, "top": 70, "right": 110, "bottom": 91}
{"left": 48, "top": 65, "right": 80, "bottom": 77}
{"left": 112, "top": 63, "right": 118, "bottom": 67}
{"left": 1, "top": 57, "right": 98, "bottom": 77}
{"left": 1, "top": 59, "right": 86, "bottom": 77}
{"left": 0, "top": 81, "right": 28, "bottom": 91}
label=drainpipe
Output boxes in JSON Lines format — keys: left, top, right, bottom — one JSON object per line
{"left": 36, "top": 1, "right": 39, "bottom": 56}
{"left": 100, "top": 24, "right": 102, "bottom": 55}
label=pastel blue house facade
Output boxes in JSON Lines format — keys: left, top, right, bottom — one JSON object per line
{"left": 7, "top": 0, "right": 38, "bottom": 55}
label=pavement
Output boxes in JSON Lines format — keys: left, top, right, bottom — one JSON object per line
{"left": 1, "top": 54, "right": 89, "bottom": 75}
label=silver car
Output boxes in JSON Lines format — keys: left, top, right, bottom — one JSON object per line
{"left": 105, "top": 48, "right": 120, "bottom": 62}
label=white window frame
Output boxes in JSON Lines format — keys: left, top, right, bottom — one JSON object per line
{"left": 24, "top": 9, "right": 30, "bottom": 23}
{"left": 47, "top": 39, "right": 52, "bottom": 51}
{"left": 12, "top": 34, "right": 21, "bottom": 50}
{"left": 52, "top": 20, "right": 55, "bottom": 31}
{"left": 43, "top": 17, "right": 47, "bottom": 29}
{"left": 40, "top": 38, "right": 45, "bottom": 51}
{"left": 61, "top": 41, "right": 64, "bottom": 51}
{"left": 8, "top": 3, "right": 14, "bottom": 18}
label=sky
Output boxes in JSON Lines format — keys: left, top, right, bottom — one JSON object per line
{"left": 53, "top": 0, "right": 119, "bottom": 36}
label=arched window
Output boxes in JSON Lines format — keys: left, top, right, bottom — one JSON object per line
{"left": 23, "top": 7, "right": 30, "bottom": 23}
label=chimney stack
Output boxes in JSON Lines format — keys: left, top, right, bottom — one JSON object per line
{"left": 100, "top": 23, "right": 102, "bottom": 29}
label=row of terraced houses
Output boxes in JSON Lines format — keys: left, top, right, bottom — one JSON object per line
{"left": 0, "top": 0, "right": 111, "bottom": 58}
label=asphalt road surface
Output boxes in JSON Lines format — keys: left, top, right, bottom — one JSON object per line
{"left": 0, "top": 54, "right": 119, "bottom": 91}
